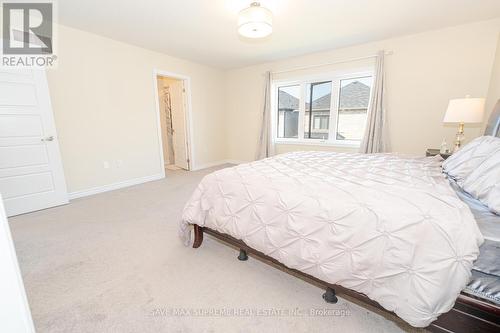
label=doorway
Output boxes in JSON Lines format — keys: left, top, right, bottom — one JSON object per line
{"left": 154, "top": 71, "right": 193, "bottom": 171}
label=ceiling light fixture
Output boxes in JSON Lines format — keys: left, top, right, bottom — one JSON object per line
{"left": 238, "top": 2, "right": 273, "bottom": 38}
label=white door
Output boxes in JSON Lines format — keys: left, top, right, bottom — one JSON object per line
{"left": 0, "top": 68, "right": 68, "bottom": 217}
{"left": 0, "top": 195, "right": 35, "bottom": 333}
{"left": 171, "top": 80, "right": 189, "bottom": 170}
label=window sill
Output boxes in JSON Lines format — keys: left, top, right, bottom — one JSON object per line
{"left": 274, "top": 139, "right": 360, "bottom": 148}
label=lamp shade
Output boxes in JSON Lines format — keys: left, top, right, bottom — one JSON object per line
{"left": 238, "top": 2, "right": 272, "bottom": 38}
{"left": 443, "top": 97, "right": 485, "bottom": 123}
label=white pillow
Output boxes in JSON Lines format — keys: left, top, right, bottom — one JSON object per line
{"left": 462, "top": 151, "right": 500, "bottom": 215}
{"left": 442, "top": 136, "right": 500, "bottom": 184}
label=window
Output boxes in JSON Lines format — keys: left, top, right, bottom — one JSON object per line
{"left": 337, "top": 77, "right": 372, "bottom": 141}
{"left": 304, "top": 81, "right": 331, "bottom": 140}
{"left": 313, "top": 115, "right": 329, "bottom": 130}
{"left": 277, "top": 85, "right": 300, "bottom": 138}
{"left": 273, "top": 72, "right": 373, "bottom": 146}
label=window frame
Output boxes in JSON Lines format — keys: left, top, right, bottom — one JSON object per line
{"left": 271, "top": 69, "right": 374, "bottom": 148}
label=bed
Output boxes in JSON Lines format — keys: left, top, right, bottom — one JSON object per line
{"left": 180, "top": 101, "right": 500, "bottom": 332}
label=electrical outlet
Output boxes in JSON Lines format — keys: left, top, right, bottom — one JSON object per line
{"left": 117, "top": 160, "right": 123, "bottom": 168}
{"left": 103, "top": 161, "right": 110, "bottom": 169}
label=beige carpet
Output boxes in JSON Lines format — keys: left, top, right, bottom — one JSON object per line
{"left": 10, "top": 165, "right": 420, "bottom": 333}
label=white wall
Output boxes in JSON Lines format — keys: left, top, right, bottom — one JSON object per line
{"left": 47, "top": 20, "right": 500, "bottom": 194}
{"left": 225, "top": 19, "right": 500, "bottom": 162}
{"left": 485, "top": 32, "right": 500, "bottom": 125}
{"left": 47, "top": 25, "right": 227, "bottom": 193}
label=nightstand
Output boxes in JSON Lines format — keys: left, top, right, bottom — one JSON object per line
{"left": 426, "top": 149, "right": 452, "bottom": 160}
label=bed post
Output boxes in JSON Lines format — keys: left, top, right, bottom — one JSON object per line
{"left": 193, "top": 225, "right": 204, "bottom": 248}
{"left": 323, "top": 287, "right": 338, "bottom": 304}
{"left": 237, "top": 249, "right": 248, "bottom": 261}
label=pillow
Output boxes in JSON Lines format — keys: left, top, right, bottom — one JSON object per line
{"left": 462, "top": 150, "right": 500, "bottom": 215}
{"left": 442, "top": 136, "right": 500, "bottom": 184}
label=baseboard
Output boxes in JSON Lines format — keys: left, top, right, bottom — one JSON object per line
{"left": 224, "top": 159, "right": 248, "bottom": 165}
{"left": 192, "top": 159, "right": 248, "bottom": 171}
{"left": 68, "top": 173, "right": 164, "bottom": 200}
{"left": 69, "top": 161, "right": 250, "bottom": 199}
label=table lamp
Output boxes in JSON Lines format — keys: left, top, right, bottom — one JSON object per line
{"left": 443, "top": 96, "right": 485, "bottom": 152}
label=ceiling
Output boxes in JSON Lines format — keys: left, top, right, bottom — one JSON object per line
{"left": 58, "top": 0, "right": 500, "bottom": 69}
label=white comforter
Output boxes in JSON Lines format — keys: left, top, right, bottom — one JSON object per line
{"left": 180, "top": 151, "right": 483, "bottom": 327}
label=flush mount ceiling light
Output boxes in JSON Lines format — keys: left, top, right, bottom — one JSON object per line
{"left": 238, "top": 2, "right": 273, "bottom": 38}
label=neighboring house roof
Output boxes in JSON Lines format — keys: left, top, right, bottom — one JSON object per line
{"left": 310, "top": 94, "right": 330, "bottom": 109}
{"left": 278, "top": 81, "right": 370, "bottom": 111}
{"left": 278, "top": 89, "right": 299, "bottom": 110}
{"left": 339, "top": 81, "right": 370, "bottom": 109}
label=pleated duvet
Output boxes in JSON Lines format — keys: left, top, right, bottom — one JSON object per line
{"left": 180, "top": 151, "right": 483, "bottom": 327}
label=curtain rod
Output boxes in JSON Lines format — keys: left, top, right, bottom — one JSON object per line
{"left": 271, "top": 51, "right": 393, "bottom": 75}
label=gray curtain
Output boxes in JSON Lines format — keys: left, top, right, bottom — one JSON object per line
{"left": 256, "top": 71, "right": 275, "bottom": 160}
{"left": 360, "top": 50, "right": 387, "bottom": 153}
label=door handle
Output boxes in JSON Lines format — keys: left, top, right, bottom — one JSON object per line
{"left": 41, "top": 136, "right": 54, "bottom": 142}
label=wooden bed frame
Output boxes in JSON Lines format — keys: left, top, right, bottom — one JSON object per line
{"left": 189, "top": 102, "right": 500, "bottom": 332}
{"left": 192, "top": 225, "right": 500, "bottom": 333}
